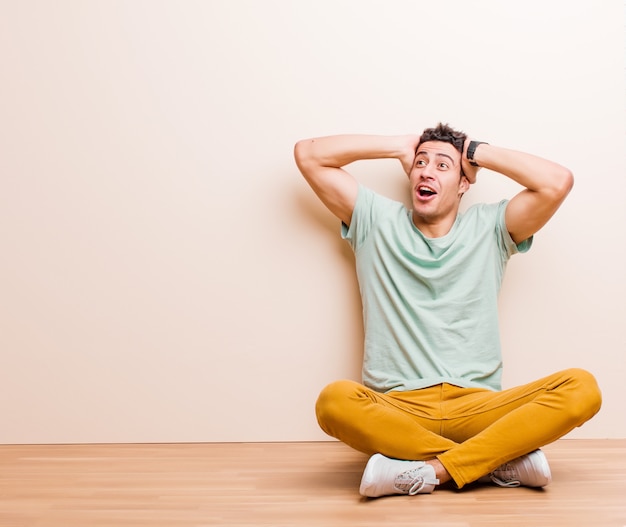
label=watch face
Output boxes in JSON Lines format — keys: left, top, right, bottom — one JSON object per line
{"left": 469, "top": 141, "right": 485, "bottom": 160}
{"left": 469, "top": 142, "right": 478, "bottom": 159}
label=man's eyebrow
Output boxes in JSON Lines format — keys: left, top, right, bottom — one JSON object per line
{"left": 415, "top": 151, "right": 456, "bottom": 164}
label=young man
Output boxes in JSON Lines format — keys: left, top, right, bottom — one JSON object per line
{"left": 293, "top": 124, "right": 601, "bottom": 497}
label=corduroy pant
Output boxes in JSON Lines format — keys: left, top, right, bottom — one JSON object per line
{"left": 315, "top": 368, "right": 602, "bottom": 488}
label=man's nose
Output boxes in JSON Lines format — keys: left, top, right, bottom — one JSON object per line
{"left": 420, "top": 164, "right": 436, "bottom": 179}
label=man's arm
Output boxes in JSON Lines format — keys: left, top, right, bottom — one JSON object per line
{"left": 464, "top": 142, "right": 574, "bottom": 244}
{"left": 294, "top": 135, "right": 419, "bottom": 226}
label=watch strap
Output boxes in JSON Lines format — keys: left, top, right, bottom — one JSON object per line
{"left": 467, "top": 141, "right": 488, "bottom": 167}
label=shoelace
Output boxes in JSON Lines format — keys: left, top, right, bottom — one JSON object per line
{"left": 489, "top": 463, "right": 521, "bottom": 488}
{"left": 394, "top": 468, "right": 439, "bottom": 495}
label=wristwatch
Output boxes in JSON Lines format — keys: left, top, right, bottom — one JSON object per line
{"left": 467, "top": 141, "right": 488, "bottom": 167}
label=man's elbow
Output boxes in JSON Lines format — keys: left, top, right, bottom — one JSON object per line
{"left": 294, "top": 139, "right": 324, "bottom": 183}
{"left": 548, "top": 166, "right": 574, "bottom": 202}
{"left": 294, "top": 139, "right": 314, "bottom": 168}
{"left": 556, "top": 167, "right": 574, "bottom": 199}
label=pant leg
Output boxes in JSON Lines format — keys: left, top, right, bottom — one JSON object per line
{"left": 315, "top": 379, "right": 458, "bottom": 459}
{"left": 438, "top": 368, "right": 602, "bottom": 487}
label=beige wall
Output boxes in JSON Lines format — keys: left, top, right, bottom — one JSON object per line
{"left": 0, "top": 0, "right": 624, "bottom": 444}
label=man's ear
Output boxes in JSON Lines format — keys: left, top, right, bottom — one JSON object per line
{"left": 458, "top": 175, "right": 470, "bottom": 196}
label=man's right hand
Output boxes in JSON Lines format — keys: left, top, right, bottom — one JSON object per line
{"left": 294, "top": 134, "right": 422, "bottom": 226}
{"left": 398, "top": 135, "right": 421, "bottom": 176}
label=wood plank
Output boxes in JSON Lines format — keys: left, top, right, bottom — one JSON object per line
{"left": 0, "top": 440, "right": 624, "bottom": 526}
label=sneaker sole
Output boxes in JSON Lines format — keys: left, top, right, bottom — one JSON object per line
{"left": 359, "top": 453, "right": 385, "bottom": 497}
{"left": 527, "top": 449, "right": 552, "bottom": 487}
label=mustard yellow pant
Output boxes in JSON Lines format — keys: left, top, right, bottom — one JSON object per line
{"left": 315, "top": 368, "right": 601, "bottom": 488}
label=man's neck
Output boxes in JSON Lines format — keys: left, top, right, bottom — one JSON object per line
{"left": 411, "top": 212, "right": 458, "bottom": 239}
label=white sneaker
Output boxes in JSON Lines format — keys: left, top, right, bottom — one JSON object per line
{"left": 359, "top": 453, "right": 440, "bottom": 497}
{"left": 489, "top": 449, "right": 552, "bottom": 488}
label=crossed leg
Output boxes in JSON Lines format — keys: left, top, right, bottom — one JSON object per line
{"left": 315, "top": 368, "right": 601, "bottom": 488}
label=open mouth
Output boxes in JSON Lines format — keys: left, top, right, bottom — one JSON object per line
{"left": 417, "top": 185, "right": 437, "bottom": 199}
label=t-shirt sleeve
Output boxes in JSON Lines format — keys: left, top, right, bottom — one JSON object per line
{"left": 341, "top": 185, "right": 396, "bottom": 252}
{"left": 496, "top": 199, "right": 533, "bottom": 257}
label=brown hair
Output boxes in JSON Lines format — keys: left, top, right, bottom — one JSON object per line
{"left": 417, "top": 122, "right": 466, "bottom": 155}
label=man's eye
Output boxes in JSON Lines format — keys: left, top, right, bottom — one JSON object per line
{"left": 416, "top": 160, "right": 426, "bottom": 166}
{"left": 438, "top": 163, "right": 449, "bottom": 169}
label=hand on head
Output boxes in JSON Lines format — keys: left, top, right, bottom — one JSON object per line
{"left": 461, "top": 138, "right": 481, "bottom": 184}
{"left": 400, "top": 135, "right": 422, "bottom": 176}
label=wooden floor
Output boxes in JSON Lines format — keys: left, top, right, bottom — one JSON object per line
{"left": 0, "top": 440, "right": 624, "bottom": 527}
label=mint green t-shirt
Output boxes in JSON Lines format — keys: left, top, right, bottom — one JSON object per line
{"left": 342, "top": 186, "right": 531, "bottom": 393}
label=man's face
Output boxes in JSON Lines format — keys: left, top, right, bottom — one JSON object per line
{"left": 408, "top": 140, "right": 469, "bottom": 228}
